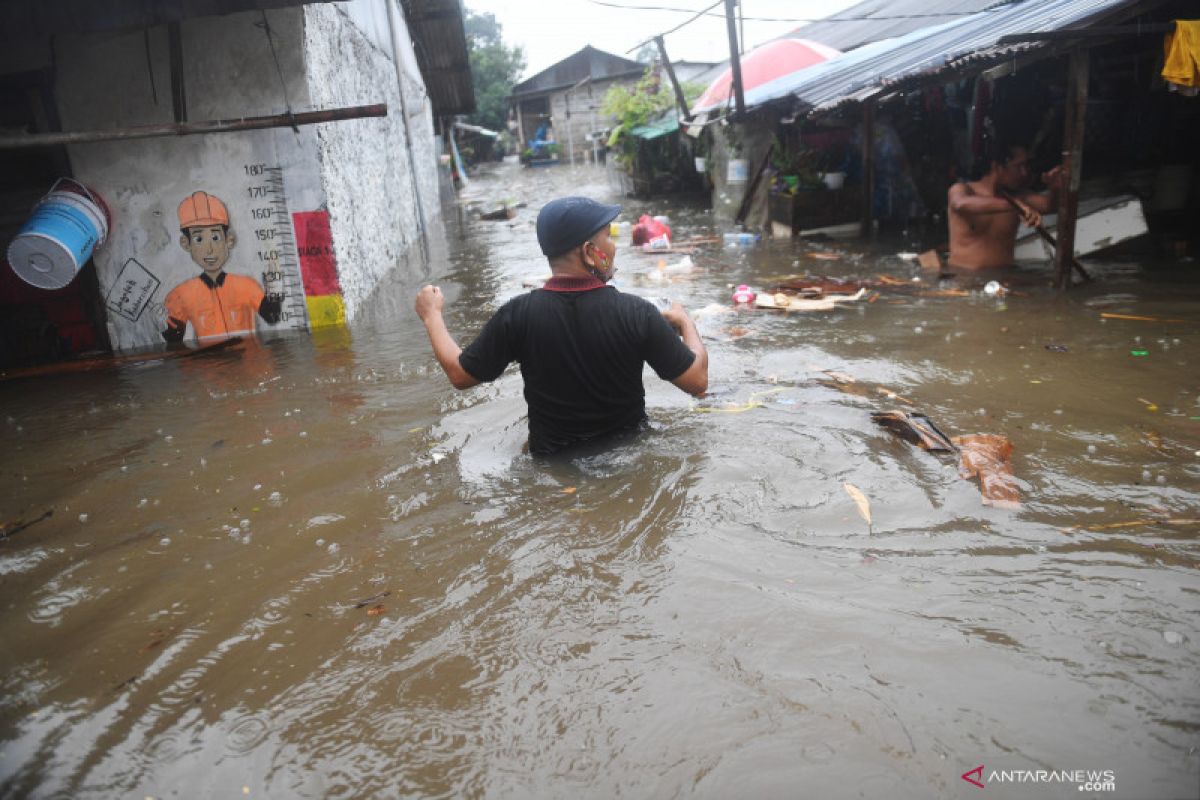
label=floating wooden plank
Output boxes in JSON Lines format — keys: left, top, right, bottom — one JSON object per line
{"left": 755, "top": 287, "right": 866, "bottom": 311}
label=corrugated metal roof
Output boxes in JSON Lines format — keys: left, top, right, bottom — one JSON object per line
{"left": 404, "top": 0, "right": 475, "bottom": 116}
{"left": 699, "top": 0, "right": 1145, "bottom": 119}
{"left": 789, "top": 0, "right": 1010, "bottom": 52}
{"left": 512, "top": 46, "right": 644, "bottom": 99}
{"left": 629, "top": 112, "right": 679, "bottom": 140}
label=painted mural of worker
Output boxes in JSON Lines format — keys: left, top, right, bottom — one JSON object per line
{"left": 161, "top": 191, "right": 283, "bottom": 342}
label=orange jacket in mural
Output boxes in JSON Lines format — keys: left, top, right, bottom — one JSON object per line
{"left": 163, "top": 271, "right": 275, "bottom": 341}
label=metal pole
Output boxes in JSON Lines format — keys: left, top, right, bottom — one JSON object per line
{"left": 385, "top": 0, "right": 429, "bottom": 253}
{"left": 723, "top": 0, "right": 745, "bottom": 116}
{"left": 0, "top": 104, "right": 388, "bottom": 149}
{"left": 567, "top": 89, "right": 575, "bottom": 168}
{"left": 1055, "top": 48, "right": 1089, "bottom": 289}
{"left": 590, "top": 109, "right": 598, "bottom": 164}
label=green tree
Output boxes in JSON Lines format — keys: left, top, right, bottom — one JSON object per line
{"left": 602, "top": 67, "right": 704, "bottom": 166}
{"left": 464, "top": 10, "right": 525, "bottom": 133}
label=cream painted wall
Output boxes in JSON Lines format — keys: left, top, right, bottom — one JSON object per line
{"left": 21, "top": 0, "right": 441, "bottom": 350}
{"left": 55, "top": 9, "right": 322, "bottom": 350}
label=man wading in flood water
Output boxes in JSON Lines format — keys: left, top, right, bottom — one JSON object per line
{"left": 947, "top": 139, "right": 1063, "bottom": 270}
{"left": 414, "top": 196, "right": 708, "bottom": 455}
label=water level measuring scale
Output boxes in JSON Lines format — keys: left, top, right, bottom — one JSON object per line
{"left": 244, "top": 163, "right": 309, "bottom": 332}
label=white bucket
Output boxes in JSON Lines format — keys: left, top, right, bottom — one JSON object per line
{"left": 821, "top": 171, "right": 846, "bottom": 190}
{"left": 7, "top": 179, "right": 110, "bottom": 290}
{"left": 727, "top": 158, "right": 749, "bottom": 183}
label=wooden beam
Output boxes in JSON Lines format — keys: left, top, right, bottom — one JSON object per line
{"left": 655, "top": 36, "right": 691, "bottom": 122}
{"left": 0, "top": 103, "right": 388, "bottom": 149}
{"left": 1055, "top": 49, "right": 1089, "bottom": 289}
{"left": 860, "top": 98, "right": 875, "bottom": 239}
{"left": 735, "top": 143, "right": 774, "bottom": 227}
{"left": 723, "top": 0, "right": 746, "bottom": 115}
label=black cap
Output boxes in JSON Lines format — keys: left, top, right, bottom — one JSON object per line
{"left": 536, "top": 197, "right": 621, "bottom": 258}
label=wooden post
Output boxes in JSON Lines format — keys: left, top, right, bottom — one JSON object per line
{"left": 723, "top": 0, "right": 746, "bottom": 115}
{"left": 1055, "top": 48, "right": 1089, "bottom": 288}
{"left": 655, "top": 36, "right": 691, "bottom": 121}
{"left": 168, "top": 22, "right": 186, "bottom": 123}
{"left": 860, "top": 99, "right": 875, "bottom": 239}
{"left": 735, "top": 143, "right": 774, "bottom": 227}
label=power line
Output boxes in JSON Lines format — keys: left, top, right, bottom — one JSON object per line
{"left": 588, "top": 0, "right": 999, "bottom": 24}
{"left": 626, "top": 0, "right": 724, "bottom": 54}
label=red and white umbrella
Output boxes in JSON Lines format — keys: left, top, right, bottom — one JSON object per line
{"left": 691, "top": 38, "right": 842, "bottom": 114}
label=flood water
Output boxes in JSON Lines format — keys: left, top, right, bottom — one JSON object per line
{"left": 2, "top": 160, "right": 1198, "bottom": 799}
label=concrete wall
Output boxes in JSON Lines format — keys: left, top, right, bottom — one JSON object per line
{"left": 2, "top": 0, "right": 440, "bottom": 351}
{"left": 302, "top": 0, "right": 440, "bottom": 319}
{"left": 707, "top": 110, "right": 776, "bottom": 228}
{"left": 55, "top": 9, "right": 322, "bottom": 350}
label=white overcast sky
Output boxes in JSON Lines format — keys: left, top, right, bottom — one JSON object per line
{"left": 462, "top": 0, "right": 862, "bottom": 80}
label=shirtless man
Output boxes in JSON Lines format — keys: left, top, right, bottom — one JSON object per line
{"left": 948, "top": 144, "right": 1062, "bottom": 270}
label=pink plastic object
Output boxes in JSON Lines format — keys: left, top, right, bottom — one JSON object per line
{"left": 732, "top": 284, "right": 756, "bottom": 304}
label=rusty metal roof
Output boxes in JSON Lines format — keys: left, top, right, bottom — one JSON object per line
{"left": 403, "top": 0, "right": 475, "bottom": 116}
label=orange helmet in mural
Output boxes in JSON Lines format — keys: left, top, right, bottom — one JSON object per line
{"left": 178, "top": 191, "right": 230, "bottom": 229}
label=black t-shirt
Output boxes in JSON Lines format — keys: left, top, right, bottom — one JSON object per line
{"left": 458, "top": 285, "right": 696, "bottom": 454}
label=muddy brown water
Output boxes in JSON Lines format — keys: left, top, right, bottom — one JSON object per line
{"left": 1, "top": 161, "right": 1197, "bottom": 799}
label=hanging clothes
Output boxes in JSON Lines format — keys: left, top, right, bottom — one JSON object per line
{"left": 1162, "top": 20, "right": 1200, "bottom": 96}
